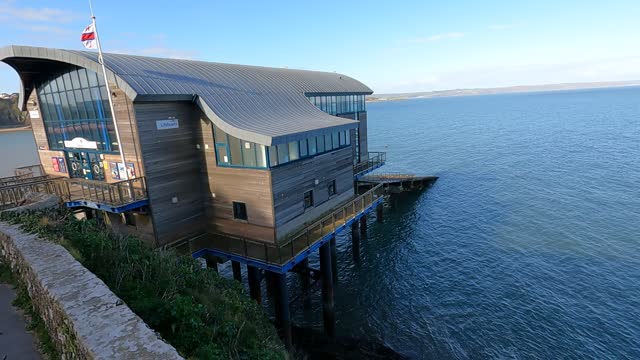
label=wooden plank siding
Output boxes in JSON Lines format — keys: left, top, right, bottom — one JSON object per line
{"left": 338, "top": 112, "right": 368, "bottom": 162}
{"left": 134, "top": 102, "right": 207, "bottom": 247}
{"left": 196, "top": 113, "right": 277, "bottom": 243}
{"left": 26, "top": 89, "right": 48, "bottom": 151}
{"left": 357, "top": 111, "right": 369, "bottom": 161}
{"left": 271, "top": 147, "right": 355, "bottom": 241}
{"left": 108, "top": 86, "right": 145, "bottom": 182}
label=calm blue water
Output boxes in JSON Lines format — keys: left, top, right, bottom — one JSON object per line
{"left": 279, "top": 87, "right": 639, "bottom": 359}
{"left": 0, "top": 130, "right": 38, "bottom": 177}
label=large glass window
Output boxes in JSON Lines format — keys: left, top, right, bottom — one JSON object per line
{"left": 277, "top": 143, "right": 289, "bottom": 164}
{"left": 212, "top": 123, "right": 351, "bottom": 169}
{"left": 306, "top": 94, "right": 367, "bottom": 115}
{"left": 37, "top": 66, "right": 118, "bottom": 153}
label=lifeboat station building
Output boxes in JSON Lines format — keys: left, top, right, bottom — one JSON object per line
{"left": 0, "top": 45, "right": 387, "bottom": 348}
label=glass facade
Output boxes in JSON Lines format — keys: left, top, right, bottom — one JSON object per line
{"left": 213, "top": 124, "right": 350, "bottom": 169}
{"left": 213, "top": 124, "right": 268, "bottom": 168}
{"left": 37, "top": 66, "right": 118, "bottom": 153}
{"left": 307, "top": 94, "right": 366, "bottom": 115}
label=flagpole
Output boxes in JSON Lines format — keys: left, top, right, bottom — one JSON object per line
{"left": 91, "top": 14, "right": 129, "bottom": 180}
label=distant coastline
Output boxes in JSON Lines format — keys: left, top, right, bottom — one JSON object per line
{"left": 368, "top": 80, "right": 640, "bottom": 102}
{"left": 0, "top": 125, "right": 31, "bottom": 133}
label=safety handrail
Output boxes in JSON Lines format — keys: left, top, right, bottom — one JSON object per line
{"left": 189, "top": 183, "right": 385, "bottom": 265}
{"left": 354, "top": 151, "right": 386, "bottom": 177}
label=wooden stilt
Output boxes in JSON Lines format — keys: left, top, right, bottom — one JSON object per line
{"left": 273, "top": 272, "right": 292, "bottom": 351}
{"left": 319, "top": 242, "right": 335, "bottom": 337}
{"left": 351, "top": 221, "right": 360, "bottom": 262}
{"left": 247, "top": 265, "right": 261, "bottom": 304}
{"left": 330, "top": 236, "right": 338, "bottom": 283}
{"left": 231, "top": 261, "right": 242, "bottom": 282}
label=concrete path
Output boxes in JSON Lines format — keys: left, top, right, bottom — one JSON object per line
{"left": 0, "top": 283, "right": 41, "bottom": 360}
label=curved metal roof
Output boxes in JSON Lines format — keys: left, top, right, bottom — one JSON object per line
{"left": 0, "top": 45, "right": 372, "bottom": 145}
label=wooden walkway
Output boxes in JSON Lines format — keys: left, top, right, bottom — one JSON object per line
{"left": 177, "top": 183, "right": 386, "bottom": 272}
{"left": 0, "top": 173, "right": 147, "bottom": 212}
{"left": 357, "top": 173, "right": 438, "bottom": 194}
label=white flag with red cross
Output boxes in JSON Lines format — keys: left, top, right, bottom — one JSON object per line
{"left": 81, "top": 23, "right": 97, "bottom": 49}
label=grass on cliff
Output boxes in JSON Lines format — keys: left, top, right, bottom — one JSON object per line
{"left": 0, "top": 209, "right": 286, "bottom": 360}
{"left": 0, "top": 261, "right": 60, "bottom": 359}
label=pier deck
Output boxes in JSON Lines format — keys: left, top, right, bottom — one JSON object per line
{"left": 357, "top": 173, "right": 438, "bottom": 194}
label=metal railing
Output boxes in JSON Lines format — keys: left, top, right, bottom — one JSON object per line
{"left": 62, "top": 177, "right": 148, "bottom": 206}
{"left": 187, "top": 183, "right": 385, "bottom": 266}
{"left": 360, "top": 173, "right": 416, "bottom": 181}
{"left": 0, "top": 176, "right": 148, "bottom": 210}
{"left": 354, "top": 151, "right": 386, "bottom": 177}
{"left": 14, "top": 164, "right": 44, "bottom": 177}
{"left": 0, "top": 177, "right": 66, "bottom": 210}
{"left": 0, "top": 174, "right": 41, "bottom": 187}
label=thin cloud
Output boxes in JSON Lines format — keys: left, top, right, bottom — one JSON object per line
{"left": 409, "top": 32, "right": 465, "bottom": 43}
{"left": 0, "top": 2, "right": 79, "bottom": 23}
{"left": 15, "top": 24, "right": 73, "bottom": 35}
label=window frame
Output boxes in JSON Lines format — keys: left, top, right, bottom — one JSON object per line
{"left": 232, "top": 201, "right": 248, "bottom": 221}
{"left": 303, "top": 190, "right": 314, "bottom": 209}
{"left": 328, "top": 180, "right": 337, "bottom": 197}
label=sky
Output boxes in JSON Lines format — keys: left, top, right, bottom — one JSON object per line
{"left": 0, "top": 0, "right": 639, "bottom": 94}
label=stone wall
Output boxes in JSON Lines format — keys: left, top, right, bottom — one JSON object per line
{"left": 0, "top": 222, "right": 183, "bottom": 360}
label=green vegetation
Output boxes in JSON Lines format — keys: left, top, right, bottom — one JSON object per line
{"left": 0, "top": 261, "right": 60, "bottom": 359}
{"left": 0, "top": 95, "right": 27, "bottom": 127}
{"left": 0, "top": 209, "right": 286, "bottom": 359}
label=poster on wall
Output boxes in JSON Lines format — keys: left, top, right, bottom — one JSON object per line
{"left": 51, "top": 157, "right": 59, "bottom": 172}
{"left": 57, "top": 157, "right": 67, "bottom": 173}
{"left": 109, "top": 162, "right": 136, "bottom": 180}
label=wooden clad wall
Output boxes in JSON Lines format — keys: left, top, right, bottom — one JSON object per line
{"left": 134, "top": 102, "right": 206, "bottom": 247}
{"left": 196, "top": 115, "right": 276, "bottom": 243}
{"left": 271, "top": 147, "right": 354, "bottom": 241}
{"left": 338, "top": 112, "right": 369, "bottom": 162}
{"left": 26, "top": 89, "right": 48, "bottom": 151}
{"left": 107, "top": 86, "right": 145, "bottom": 183}
{"left": 358, "top": 111, "right": 369, "bottom": 161}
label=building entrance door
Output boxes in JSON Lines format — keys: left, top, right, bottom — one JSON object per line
{"left": 66, "top": 151, "right": 105, "bottom": 181}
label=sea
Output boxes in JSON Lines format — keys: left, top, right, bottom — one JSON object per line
{"left": 0, "top": 130, "right": 38, "bottom": 177}
{"left": 2, "top": 87, "right": 639, "bottom": 359}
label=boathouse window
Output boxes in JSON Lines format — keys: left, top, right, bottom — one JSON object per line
{"left": 277, "top": 143, "right": 289, "bottom": 163}
{"left": 212, "top": 125, "right": 350, "bottom": 169}
{"left": 212, "top": 125, "right": 268, "bottom": 169}
{"left": 307, "top": 94, "right": 366, "bottom": 115}
{"left": 303, "top": 190, "right": 314, "bottom": 209}
{"left": 288, "top": 141, "right": 300, "bottom": 161}
{"left": 37, "top": 66, "right": 119, "bottom": 153}
{"left": 233, "top": 202, "right": 248, "bottom": 221}
{"left": 328, "top": 180, "right": 336, "bottom": 197}
{"left": 300, "top": 139, "right": 309, "bottom": 157}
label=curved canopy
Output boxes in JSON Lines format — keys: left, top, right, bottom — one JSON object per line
{"left": 0, "top": 45, "right": 373, "bottom": 146}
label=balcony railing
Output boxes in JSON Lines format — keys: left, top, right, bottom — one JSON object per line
{"left": 0, "top": 176, "right": 66, "bottom": 210}
{"left": 354, "top": 151, "right": 386, "bottom": 178}
{"left": 0, "top": 176, "right": 148, "bottom": 211}
{"left": 182, "top": 183, "right": 385, "bottom": 268}
{"left": 61, "top": 177, "right": 148, "bottom": 206}
{"left": 14, "top": 164, "right": 44, "bottom": 177}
